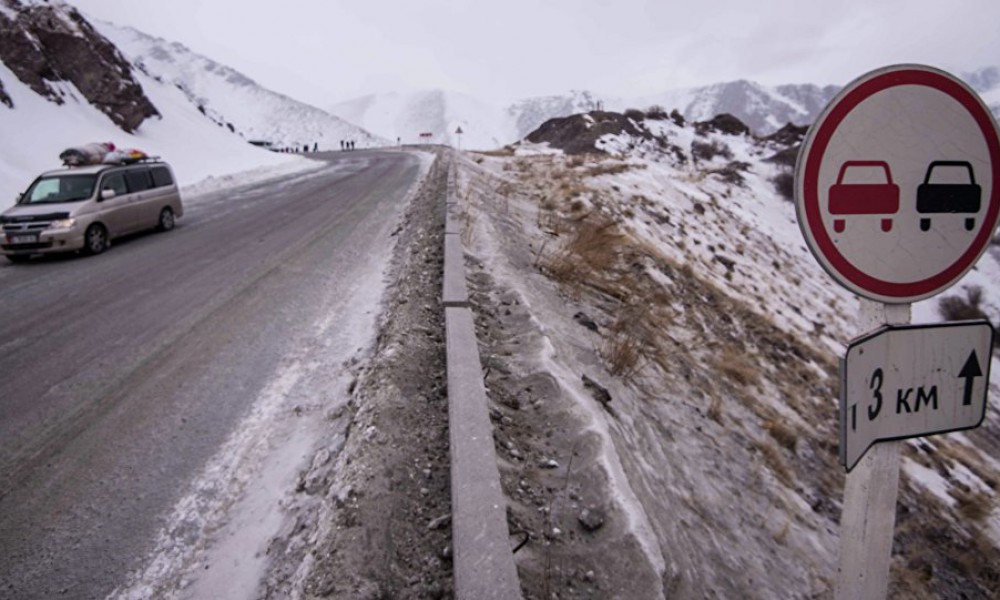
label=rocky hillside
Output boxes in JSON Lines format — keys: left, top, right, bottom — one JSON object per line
{"left": 453, "top": 110, "right": 1000, "bottom": 597}
{"left": 0, "top": 0, "right": 158, "bottom": 132}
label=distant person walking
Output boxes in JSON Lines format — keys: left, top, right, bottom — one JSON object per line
{"left": 313, "top": 142, "right": 318, "bottom": 152}
{"left": 340, "top": 140, "right": 345, "bottom": 151}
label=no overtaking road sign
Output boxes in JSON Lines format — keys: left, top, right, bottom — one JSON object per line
{"left": 796, "top": 64, "right": 1000, "bottom": 304}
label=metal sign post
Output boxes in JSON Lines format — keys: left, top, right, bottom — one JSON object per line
{"left": 795, "top": 64, "right": 1000, "bottom": 600}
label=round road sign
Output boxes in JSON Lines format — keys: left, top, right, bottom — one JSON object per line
{"left": 795, "top": 64, "right": 1000, "bottom": 303}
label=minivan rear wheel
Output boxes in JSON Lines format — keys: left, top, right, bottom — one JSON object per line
{"left": 83, "top": 224, "right": 108, "bottom": 256}
{"left": 157, "top": 207, "right": 175, "bottom": 232}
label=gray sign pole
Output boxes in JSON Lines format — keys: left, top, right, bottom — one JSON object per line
{"left": 835, "top": 300, "right": 910, "bottom": 599}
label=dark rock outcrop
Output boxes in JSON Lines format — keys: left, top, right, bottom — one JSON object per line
{"left": 0, "top": 0, "right": 158, "bottom": 132}
{"left": 762, "top": 123, "right": 809, "bottom": 167}
{"left": 0, "top": 76, "right": 11, "bottom": 108}
{"left": 526, "top": 110, "right": 651, "bottom": 155}
{"left": 765, "top": 145, "right": 801, "bottom": 168}
{"left": 762, "top": 122, "right": 808, "bottom": 146}
{"left": 693, "top": 113, "right": 751, "bottom": 137}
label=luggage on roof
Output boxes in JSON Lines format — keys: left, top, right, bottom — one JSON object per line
{"left": 59, "top": 143, "right": 150, "bottom": 166}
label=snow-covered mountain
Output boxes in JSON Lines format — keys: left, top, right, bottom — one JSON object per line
{"left": 330, "top": 89, "right": 610, "bottom": 150}
{"left": 0, "top": 0, "right": 158, "bottom": 133}
{"left": 635, "top": 80, "right": 840, "bottom": 134}
{"left": 507, "top": 90, "right": 607, "bottom": 140}
{"left": 330, "top": 82, "right": 835, "bottom": 150}
{"left": 966, "top": 66, "right": 1000, "bottom": 116}
{"left": 330, "top": 89, "right": 508, "bottom": 150}
{"left": 333, "top": 67, "right": 1000, "bottom": 151}
{"left": 92, "top": 22, "right": 385, "bottom": 151}
{"left": 0, "top": 1, "right": 311, "bottom": 203}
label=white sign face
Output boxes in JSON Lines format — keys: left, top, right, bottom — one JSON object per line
{"left": 840, "top": 320, "right": 994, "bottom": 470}
{"left": 796, "top": 65, "right": 1000, "bottom": 303}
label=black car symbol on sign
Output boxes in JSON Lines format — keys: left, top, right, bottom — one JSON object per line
{"left": 916, "top": 161, "right": 981, "bottom": 232}
{"left": 828, "top": 160, "right": 900, "bottom": 233}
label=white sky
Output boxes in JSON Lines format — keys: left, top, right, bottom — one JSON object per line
{"left": 68, "top": 0, "right": 1000, "bottom": 107}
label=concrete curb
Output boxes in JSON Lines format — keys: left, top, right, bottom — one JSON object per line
{"left": 445, "top": 199, "right": 463, "bottom": 235}
{"left": 442, "top": 151, "right": 523, "bottom": 599}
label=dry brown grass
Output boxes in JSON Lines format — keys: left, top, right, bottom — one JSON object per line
{"left": 557, "top": 179, "right": 592, "bottom": 201}
{"left": 600, "top": 330, "right": 646, "bottom": 380}
{"left": 706, "top": 395, "right": 723, "bottom": 424}
{"left": 764, "top": 419, "right": 798, "bottom": 452}
{"left": 935, "top": 440, "right": 998, "bottom": 491}
{"left": 540, "top": 220, "right": 625, "bottom": 286}
{"left": 474, "top": 147, "right": 514, "bottom": 157}
{"left": 757, "top": 439, "right": 795, "bottom": 488}
{"left": 598, "top": 302, "right": 660, "bottom": 380}
{"left": 712, "top": 348, "right": 760, "bottom": 388}
{"left": 583, "top": 162, "right": 643, "bottom": 178}
{"left": 951, "top": 487, "right": 995, "bottom": 522}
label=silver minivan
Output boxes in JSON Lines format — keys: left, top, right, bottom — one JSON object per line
{"left": 1, "top": 160, "right": 183, "bottom": 262}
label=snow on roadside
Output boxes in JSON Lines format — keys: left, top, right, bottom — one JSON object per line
{"left": 108, "top": 151, "right": 435, "bottom": 600}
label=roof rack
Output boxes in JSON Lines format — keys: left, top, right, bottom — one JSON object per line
{"left": 120, "top": 155, "right": 162, "bottom": 165}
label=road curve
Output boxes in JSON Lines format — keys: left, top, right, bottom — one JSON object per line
{"left": 0, "top": 149, "right": 422, "bottom": 599}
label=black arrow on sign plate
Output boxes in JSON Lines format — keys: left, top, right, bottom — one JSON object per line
{"left": 959, "top": 351, "right": 983, "bottom": 406}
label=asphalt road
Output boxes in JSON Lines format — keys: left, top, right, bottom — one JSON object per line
{"left": 0, "top": 149, "right": 422, "bottom": 599}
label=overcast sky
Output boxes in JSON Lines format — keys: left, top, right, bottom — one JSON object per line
{"left": 69, "top": 0, "right": 1000, "bottom": 107}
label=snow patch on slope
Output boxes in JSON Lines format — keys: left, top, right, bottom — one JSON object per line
{"left": 92, "top": 21, "right": 385, "bottom": 150}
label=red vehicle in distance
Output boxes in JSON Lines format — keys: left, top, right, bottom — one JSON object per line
{"left": 828, "top": 160, "right": 900, "bottom": 233}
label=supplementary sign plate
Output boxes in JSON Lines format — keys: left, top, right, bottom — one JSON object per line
{"left": 840, "top": 320, "right": 994, "bottom": 470}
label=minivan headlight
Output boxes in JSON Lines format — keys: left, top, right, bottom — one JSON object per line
{"left": 48, "top": 218, "right": 76, "bottom": 229}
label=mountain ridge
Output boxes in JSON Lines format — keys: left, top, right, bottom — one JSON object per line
{"left": 331, "top": 67, "right": 1000, "bottom": 150}
{"left": 91, "top": 21, "right": 386, "bottom": 150}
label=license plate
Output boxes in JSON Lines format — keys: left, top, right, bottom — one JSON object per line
{"left": 7, "top": 234, "right": 38, "bottom": 244}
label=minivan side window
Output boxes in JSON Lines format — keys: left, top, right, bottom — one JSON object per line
{"left": 101, "top": 173, "right": 128, "bottom": 197}
{"left": 125, "top": 169, "right": 153, "bottom": 193}
{"left": 150, "top": 166, "right": 173, "bottom": 188}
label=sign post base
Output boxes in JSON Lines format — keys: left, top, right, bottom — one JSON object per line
{"left": 835, "top": 301, "right": 909, "bottom": 599}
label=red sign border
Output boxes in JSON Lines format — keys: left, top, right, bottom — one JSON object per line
{"left": 798, "top": 66, "right": 1000, "bottom": 302}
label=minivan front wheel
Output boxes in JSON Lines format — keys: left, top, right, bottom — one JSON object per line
{"left": 83, "top": 224, "right": 108, "bottom": 256}
{"left": 157, "top": 207, "right": 175, "bottom": 232}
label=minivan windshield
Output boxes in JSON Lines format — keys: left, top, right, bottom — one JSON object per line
{"left": 21, "top": 174, "right": 97, "bottom": 204}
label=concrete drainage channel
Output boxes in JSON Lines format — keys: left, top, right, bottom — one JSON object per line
{"left": 441, "top": 151, "right": 523, "bottom": 600}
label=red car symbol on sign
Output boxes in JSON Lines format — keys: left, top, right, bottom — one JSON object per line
{"left": 917, "top": 161, "right": 981, "bottom": 232}
{"left": 828, "top": 160, "right": 900, "bottom": 233}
